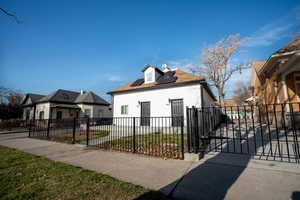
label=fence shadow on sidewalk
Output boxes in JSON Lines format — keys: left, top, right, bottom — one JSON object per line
{"left": 135, "top": 123, "right": 295, "bottom": 200}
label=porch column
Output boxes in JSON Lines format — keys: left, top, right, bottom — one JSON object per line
{"left": 33, "top": 105, "right": 36, "bottom": 120}
{"left": 281, "top": 75, "right": 290, "bottom": 112}
{"left": 273, "top": 81, "right": 279, "bottom": 104}
{"left": 49, "top": 107, "right": 53, "bottom": 120}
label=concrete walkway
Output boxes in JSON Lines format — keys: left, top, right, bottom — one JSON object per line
{"left": 1, "top": 132, "right": 300, "bottom": 200}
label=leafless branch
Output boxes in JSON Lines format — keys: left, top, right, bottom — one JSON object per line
{"left": 187, "top": 34, "right": 251, "bottom": 106}
{"left": 0, "top": 7, "right": 22, "bottom": 24}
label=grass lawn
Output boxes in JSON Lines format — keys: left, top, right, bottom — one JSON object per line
{"left": 101, "top": 134, "right": 188, "bottom": 159}
{"left": 0, "top": 145, "right": 172, "bottom": 200}
{"left": 38, "top": 130, "right": 110, "bottom": 144}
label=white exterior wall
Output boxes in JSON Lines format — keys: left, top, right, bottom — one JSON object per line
{"left": 78, "top": 104, "right": 112, "bottom": 118}
{"left": 23, "top": 107, "right": 35, "bottom": 120}
{"left": 35, "top": 103, "right": 51, "bottom": 119}
{"left": 112, "top": 83, "right": 216, "bottom": 126}
{"left": 32, "top": 103, "right": 111, "bottom": 119}
{"left": 51, "top": 108, "right": 77, "bottom": 119}
{"left": 112, "top": 84, "right": 212, "bottom": 126}
{"left": 144, "top": 67, "right": 162, "bottom": 84}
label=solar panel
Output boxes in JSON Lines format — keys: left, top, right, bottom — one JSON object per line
{"left": 156, "top": 71, "right": 177, "bottom": 84}
{"left": 131, "top": 78, "right": 144, "bottom": 86}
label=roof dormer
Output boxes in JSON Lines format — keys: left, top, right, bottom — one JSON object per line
{"left": 142, "top": 64, "right": 164, "bottom": 84}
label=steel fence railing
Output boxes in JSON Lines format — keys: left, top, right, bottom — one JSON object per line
{"left": 186, "top": 103, "right": 300, "bottom": 163}
{"left": 29, "top": 116, "right": 185, "bottom": 160}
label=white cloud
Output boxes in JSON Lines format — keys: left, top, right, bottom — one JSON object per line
{"left": 244, "top": 24, "right": 294, "bottom": 47}
{"left": 244, "top": 8, "right": 300, "bottom": 47}
{"left": 167, "top": 59, "right": 197, "bottom": 71}
{"left": 108, "top": 75, "right": 122, "bottom": 82}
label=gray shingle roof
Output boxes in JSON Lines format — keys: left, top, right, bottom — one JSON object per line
{"left": 75, "top": 91, "right": 110, "bottom": 105}
{"left": 37, "top": 89, "right": 110, "bottom": 105}
{"left": 141, "top": 64, "right": 164, "bottom": 75}
{"left": 28, "top": 93, "right": 45, "bottom": 103}
{"left": 38, "top": 89, "right": 79, "bottom": 103}
{"left": 21, "top": 93, "right": 45, "bottom": 105}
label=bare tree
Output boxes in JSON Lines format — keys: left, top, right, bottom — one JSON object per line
{"left": 232, "top": 81, "right": 252, "bottom": 105}
{"left": 188, "top": 34, "right": 250, "bottom": 106}
{"left": 7, "top": 91, "right": 24, "bottom": 105}
{"left": 0, "top": 87, "right": 24, "bottom": 105}
{"left": 0, "top": 87, "right": 11, "bottom": 104}
{"left": 0, "top": 7, "right": 22, "bottom": 23}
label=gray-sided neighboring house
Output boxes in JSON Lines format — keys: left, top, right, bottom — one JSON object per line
{"left": 21, "top": 89, "right": 111, "bottom": 120}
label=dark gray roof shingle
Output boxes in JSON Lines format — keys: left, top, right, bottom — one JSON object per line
{"left": 21, "top": 93, "right": 45, "bottom": 105}
{"left": 28, "top": 93, "right": 45, "bottom": 103}
{"left": 75, "top": 91, "right": 110, "bottom": 105}
{"left": 38, "top": 89, "right": 80, "bottom": 103}
{"left": 36, "top": 89, "right": 110, "bottom": 105}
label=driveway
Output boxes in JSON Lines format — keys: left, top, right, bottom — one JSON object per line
{"left": 0, "top": 132, "right": 300, "bottom": 200}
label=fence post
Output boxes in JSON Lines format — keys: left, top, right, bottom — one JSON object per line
{"left": 86, "top": 117, "right": 90, "bottom": 146}
{"left": 192, "top": 107, "right": 199, "bottom": 153}
{"left": 186, "top": 107, "right": 191, "bottom": 153}
{"left": 28, "top": 119, "right": 32, "bottom": 137}
{"left": 133, "top": 117, "right": 136, "bottom": 153}
{"left": 72, "top": 117, "right": 76, "bottom": 144}
{"left": 47, "top": 118, "right": 51, "bottom": 139}
{"left": 180, "top": 116, "right": 185, "bottom": 160}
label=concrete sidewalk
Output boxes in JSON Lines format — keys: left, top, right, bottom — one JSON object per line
{"left": 0, "top": 133, "right": 300, "bottom": 200}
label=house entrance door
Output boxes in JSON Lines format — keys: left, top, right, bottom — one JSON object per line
{"left": 140, "top": 102, "right": 150, "bottom": 126}
{"left": 171, "top": 99, "right": 184, "bottom": 126}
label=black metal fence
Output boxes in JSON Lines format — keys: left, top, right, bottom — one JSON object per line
{"left": 0, "top": 119, "right": 30, "bottom": 132}
{"left": 29, "top": 116, "right": 185, "bottom": 159}
{"left": 186, "top": 103, "right": 300, "bottom": 163}
{"left": 28, "top": 103, "right": 300, "bottom": 163}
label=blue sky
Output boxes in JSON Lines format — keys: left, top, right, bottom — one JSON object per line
{"left": 1, "top": 0, "right": 299, "bottom": 101}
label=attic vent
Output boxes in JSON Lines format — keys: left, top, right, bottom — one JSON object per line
{"left": 131, "top": 78, "right": 144, "bottom": 87}
{"left": 156, "top": 71, "right": 177, "bottom": 84}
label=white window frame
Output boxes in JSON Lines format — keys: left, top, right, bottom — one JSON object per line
{"left": 146, "top": 72, "right": 153, "bottom": 82}
{"left": 121, "top": 105, "right": 128, "bottom": 115}
{"left": 294, "top": 73, "right": 300, "bottom": 101}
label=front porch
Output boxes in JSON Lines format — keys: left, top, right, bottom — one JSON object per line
{"left": 49, "top": 104, "right": 81, "bottom": 120}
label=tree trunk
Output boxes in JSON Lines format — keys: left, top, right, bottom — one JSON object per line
{"left": 217, "top": 87, "right": 225, "bottom": 107}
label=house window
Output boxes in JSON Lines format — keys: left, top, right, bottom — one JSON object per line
{"left": 84, "top": 109, "right": 91, "bottom": 117}
{"left": 146, "top": 72, "right": 153, "bottom": 82}
{"left": 295, "top": 74, "right": 300, "bottom": 100}
{"left": 98, "top": 109, "right": 103, "bottom": 118}
{"left": 121, "top": 105, "right": 128, "bottom": 115}
{"left": 56, "top": 111, "right": 62, "bottom": 120}
{"left": 26, "top": 110, "right": 30, "bottom": 120}
{"left": 39, "top": 111, "right": 44, "bottom": 119}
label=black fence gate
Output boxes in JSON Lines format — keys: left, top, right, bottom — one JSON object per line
{"left": 186, "top": 103, "right": 300, "bottom": 163}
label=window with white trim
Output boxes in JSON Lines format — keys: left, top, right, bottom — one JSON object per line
{"left": 121, "top": 105, "right": 128, "bottom": 115}
{"left": 146, "top": 72, "right": 153, "bottom": 82}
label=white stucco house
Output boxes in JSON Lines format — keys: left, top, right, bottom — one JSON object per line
{"left": 21, "top": 89, "right": 111, "bottom": 120}
{"left": 107, "top": 64, "right": 216, "bottom": 126}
